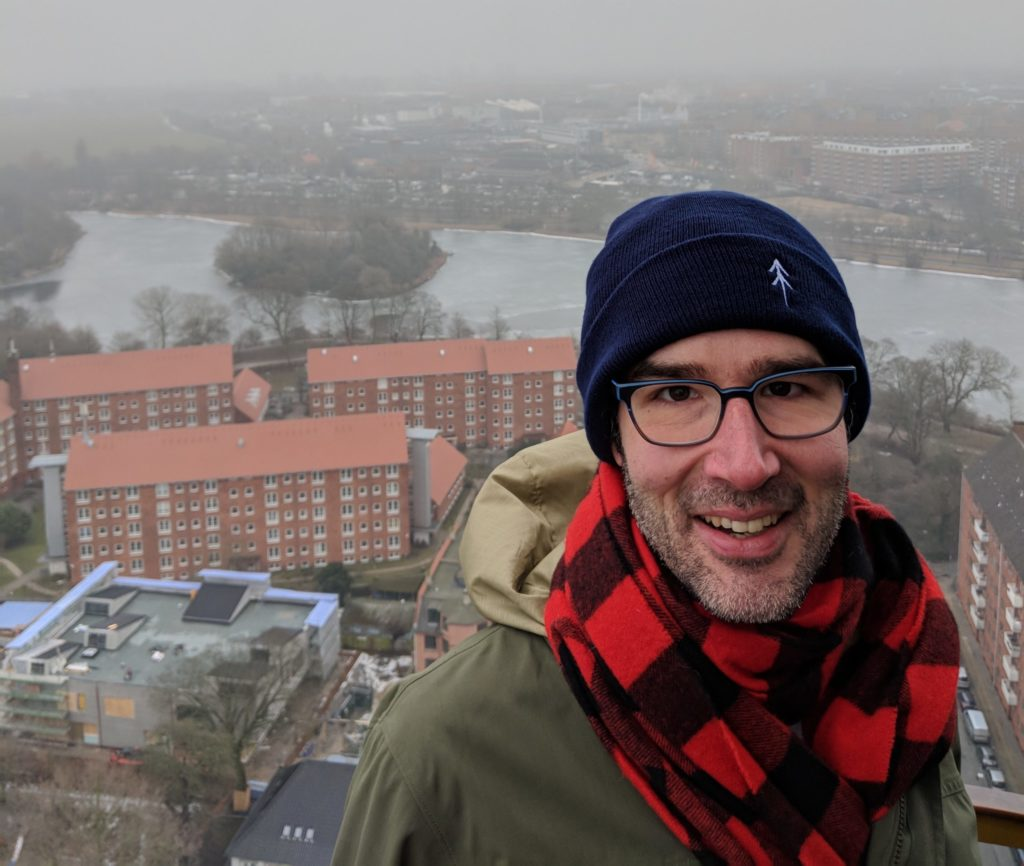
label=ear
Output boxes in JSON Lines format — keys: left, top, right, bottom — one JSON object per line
{"left": 610, "top": 418, "right": 624, "bottom": 467}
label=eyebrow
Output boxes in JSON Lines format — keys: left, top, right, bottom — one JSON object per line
{"left": 626, "top": 354, "right": 825, "bottom": 382}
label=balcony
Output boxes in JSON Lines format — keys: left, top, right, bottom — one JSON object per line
{"left": 972, "top": 585, "right": 987, "bottom": 609}
{"left": 970, "top": 604, "right": 986, "bottom": 630}
{"left": 973, "top": 541, "right": 989, "bottom": 565}
{"left": 1006, "top": 631, "right": 1021, "bottom": 659}
{"left": 972, "top": 562, "right": 988, "bottom": 587}
{"left": 1010, "top": 584, "right": 1024, "bottom": 610}
{"left": 974, "top": 518, "right": 990, "bottom": 543}
{"left": 1002, "top": 677, "right": 1019, "bottom": 707}
{"left": 1003, "top": 654, "right": 1020, "bottom": 683}
{"left": 1007, "top": 607, "right": 1022, "bottom": 634}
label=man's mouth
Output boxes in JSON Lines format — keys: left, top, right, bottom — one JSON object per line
{"left": 699, "top": 513, "right": 782, "bottom": 536}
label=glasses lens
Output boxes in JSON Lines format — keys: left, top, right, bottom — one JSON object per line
{"left": 626, "top": 370, "right": 848, "bottom": 446}
{"left": 628, "top": 381, "right": 722, "bottom": 445}
{"left": 753, "top": 370, "right": 846, "bottom": 438}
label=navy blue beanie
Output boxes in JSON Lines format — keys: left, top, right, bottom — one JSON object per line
{"left": 578, "top": 191, "right": 870, "bottom": 463}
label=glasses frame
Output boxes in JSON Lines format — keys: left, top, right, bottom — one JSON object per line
{"left": 612, "top": 365, "right": 858, "bottom": 447}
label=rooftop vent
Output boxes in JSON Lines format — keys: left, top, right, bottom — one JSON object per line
{"left": 352, "top": 354, "right": 358, "bottom": 362}
{"left": 320, "top": 348, "right": 327, "bottom": 355}
{"left": 237, "top": 437, "right": 245, "bottom": 447}
{"left": 439, "top": 348, "right": 446, "bottom": 356}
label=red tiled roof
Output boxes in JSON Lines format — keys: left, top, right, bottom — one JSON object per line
{"left": 17, "top": 345, "right": 234, "bottom": 401}
{"left": 482, "top": 337, "right": 576, "bottom": 376}
{"left": 307, "top": 337, "right": 577, "bottom": 383}
{"left": 64, "top": 414, "right": 409, "bottom": 490}
{"left": 308, "top": 339, "right": 485, "bottom": 383}
{"left": 428, "top": 436, "right": 467, "bottom": 506}
{"left": 232, "top": 368, "right": 271, "bottom": 422}
{"left": 0, "top": 381, "right": 13, "bottom": 424}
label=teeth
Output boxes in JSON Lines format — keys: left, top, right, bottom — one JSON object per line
{"left": 703, "top": 514, "right": 780, "bottom": 535}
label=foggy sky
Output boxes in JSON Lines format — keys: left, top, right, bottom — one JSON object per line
{"left": 3, "top": 0, "right": 1023, "bottom": 93}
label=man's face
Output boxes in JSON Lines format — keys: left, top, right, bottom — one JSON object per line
{"left": 614, "top": 329, "right": 850, "bottom": 624}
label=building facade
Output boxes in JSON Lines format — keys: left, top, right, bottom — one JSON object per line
{"left": 956, "top": 424, "right": 1024, "bottom": 750}
{"left": 61, "top": 414, "right": 413, "bottom": 582}
{"left": 0, "top": 564, "right": 340, "bottom": 748}
{"left": 306, "top": 337, "right": 579, "bottom": 448}
{"left": 0, "top": 381, "right": 19, "bottom": 496}
{"left": 811, "top": 139, "right": 976, "bottom": 196}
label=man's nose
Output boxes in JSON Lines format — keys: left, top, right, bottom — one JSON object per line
{"left": 701, "top": 397, "right": 781, "bottom": 490}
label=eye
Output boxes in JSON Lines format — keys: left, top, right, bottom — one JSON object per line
{"left": 761, "top": 379, "right": 803, "bottom": 398}
{"left": 653, "top": 384, "right": 696, "bottom": 403}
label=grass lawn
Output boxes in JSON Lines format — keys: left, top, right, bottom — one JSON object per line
{"left": 0, "top": 563, "right": 16, "bottom": 587}
{"left": 3, "top": 506, "right": 46, "bottom": 574}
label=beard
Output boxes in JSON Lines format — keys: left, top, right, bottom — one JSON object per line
{"left": 622, "top": 460, "right": 848, "bottom": 624}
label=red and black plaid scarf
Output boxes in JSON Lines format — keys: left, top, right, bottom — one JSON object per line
{"left": 545, "top": 463, "right": 958, "bottom": 865}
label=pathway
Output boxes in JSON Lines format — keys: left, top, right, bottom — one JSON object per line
{"left": 0, "top": 557, "right": 61, "bottom": 599}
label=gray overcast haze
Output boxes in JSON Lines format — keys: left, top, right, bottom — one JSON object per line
{"left": 2, "top": 0, "right": 1023, "bottom": 93}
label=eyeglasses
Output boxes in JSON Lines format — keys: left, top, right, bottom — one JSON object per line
{"left": 613, "top": 366, "right": 857, "bottom": 447}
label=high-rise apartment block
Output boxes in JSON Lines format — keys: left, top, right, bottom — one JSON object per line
{"left": 62, "top": 414, "right": 414, "bottom": 583}
{"left": 306, "top": 337, "right": 578, "bottom": 448}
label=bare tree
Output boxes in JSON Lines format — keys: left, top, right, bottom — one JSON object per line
{"left": 489, "top": 305, "right": 509, "bottom": 340}
{"left": 168, "top": 651, "right": 302, "bottom": 793}
{"left": 880, "top": 356, "right": 942, "bottom": 464}
{"left": 175, "top": 293, "right": 231, "bottom": 346}
{"left": 321, "top": 297, "right": 365, "bottom": 344}
{"left": 134, "top": 285, "right": 179, "bottom": 348}
{"left": 927, "top": 338, "right": 1017, "bottom": 433}
{"left": 19, "top": 761, "right": 181, "bottom": 866}
{"left": 141, "top": 718, "right": 235, "bottom": 827}
{"left": 447, "top": 311, "right": 475, "bottom": 339}
{"left": 408, "top": 290, "right": 445, "bottom": 340}
{"left": 385, "top": 292, "right": 417, "bottom": 342}
{"left": 862, "top": 336, "right": 900, "bottom": 388}
{"left": 240, "top": 284, "right": 306, "bottom": 365}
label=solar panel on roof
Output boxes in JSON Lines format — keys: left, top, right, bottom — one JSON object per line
{"left": 182, "top": 582, "right": 248, "bottom": 624}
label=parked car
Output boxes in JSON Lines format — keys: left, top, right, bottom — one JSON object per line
{"left": 958, "top": 666, "right": 970, "bottom": 690}
{"left": 957, "top": 689, "right": 976, "bottom": 711}
{"left": 986, "top": 766, "right": 1007, "bottom": 789}
{"left": 977, "top": 745, "right": 998, "bottom": 768}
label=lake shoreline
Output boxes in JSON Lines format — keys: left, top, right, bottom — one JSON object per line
{"left": 98, "top": 208, "right": 1024, "bottom": 284}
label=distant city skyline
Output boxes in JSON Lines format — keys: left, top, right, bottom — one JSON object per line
{"left": 2, "top": 0, "right": 1023, "bottom": 94}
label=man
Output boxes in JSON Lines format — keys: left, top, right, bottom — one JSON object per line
{"left": 334, "top": 192, "right": 979, "bottom": 865}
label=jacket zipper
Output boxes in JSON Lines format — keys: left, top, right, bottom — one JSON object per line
{"left": 890, "top": 795, "right": 908, "bottom": 865}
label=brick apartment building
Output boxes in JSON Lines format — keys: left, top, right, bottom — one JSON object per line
{"left": 4, "top": 345, "right": 270, "bottom": 496}
{"left": 0, "top": 381, "right": 19, "bottom": 496}
{"left": 729, "top": 132, "right": 810, "bottom": 183}
{"left": 811, "top": 139, "right": 976, "bottom": 196}
{"left": 956, "top": 424, "right": 1024, "bottom": 750}
{"left": 61, "top": 414, "right": 415, "bottom": 583}
{"left": 306, "top": 337, "right": 578, "bottom": 449}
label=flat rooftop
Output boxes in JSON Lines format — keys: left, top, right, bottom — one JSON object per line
{"left": 58, "top": 585, "right": 316, "bottom": 687}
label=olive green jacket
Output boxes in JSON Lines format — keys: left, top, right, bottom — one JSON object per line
{"left": 334, "top": 432, "right": 980, "bottom": 865}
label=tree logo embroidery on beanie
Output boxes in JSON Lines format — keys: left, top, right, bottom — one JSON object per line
{"left": 768, "top": 259, "right": 793, "bottom": 307}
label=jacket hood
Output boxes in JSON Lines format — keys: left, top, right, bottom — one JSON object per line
{"left": 462, "top": 431, "right": 598, "bottom": 636}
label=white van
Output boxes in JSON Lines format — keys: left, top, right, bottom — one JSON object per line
{"left": 964, "top": 708, "right": 991, "bottom": 744}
